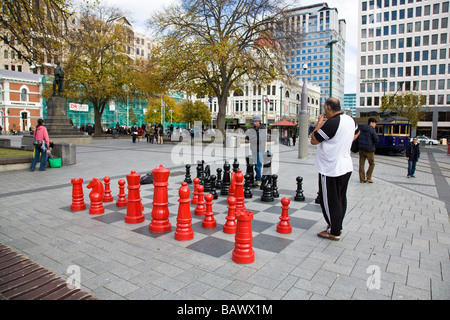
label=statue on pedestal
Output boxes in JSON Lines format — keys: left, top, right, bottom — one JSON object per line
{"left": 53, "top": 61, "right": 64, "bottom": 96}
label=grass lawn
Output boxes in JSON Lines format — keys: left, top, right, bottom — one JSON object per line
{"left": 0, "top": 148, "right": 33, "bottom": 158}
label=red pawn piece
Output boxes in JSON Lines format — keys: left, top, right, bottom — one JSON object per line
{"left": 116, "top": 179, "right": 127, "bottom": 207}
{"left": 202, "top": 193, "right": 216, "bottom": 228}
{"left": 71, "top": 178, "right": 86, "bottom": 211}
{"left": 277, "top": 197, "right": 292, "bottom": 234}
{"left": 232, "top": 210, "right": 255, "bottom": 264}
{"left": 191, "top": 177, "right": 200, "bottom": 205}
{"left": 87, "top": 178, "right": 104, "bottom": 215}
{"left": 125, "top": 171, "right": 145, "bottom": 224}
{"left": 234, "top": 169, "right": 246, "bottom": 213}
{"left": 103, "top": 176, "right": 114, "bottom": 202}
{"left": 149, "top": 165, "right": 171, "bottom": 233}
{"left": 223, "top": 196, "right": 237, "bottom": 234}
{"left": 175, "top": 182, "right": 194, "bottom": 241}
{"left": 194, "top": 185, "right": 206, "bottom": 216}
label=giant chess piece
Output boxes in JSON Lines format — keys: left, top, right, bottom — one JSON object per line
{"left": 191, "top": 177, "right": 200, "bottom": 205}
{"left": 234, "top": 170, "right": 246, "bottom": 213}
{"left": 244, "top": 174, "right": 253, "bottom": 199}
{"left": 184, "top": 164, "right": 192, "bottom": 184}
{"left": 196, "top": 161, "right": 204, "bottom": 185}
{"left": 245, "top": 156, "right": 256, "bottom": 188}
{"left": 233, "top": 158, "right": 239, "bottom": 173}
{"left": 221, "top": 161, "right": 231, "bottom": 196}
{"left": 195, "top": 185, "right": 206, "bottom": 216}
{"left": 223, "top": 196, "right": 237, "bottom": 234}
{"left": 261, "top": 175, "right": 274, "bottom": 202}
{"left": 103, "top": 176, "right": 114, "bottom": 202}
{"left": 210, "top": 175, "right": 218, "bottom": 200}
{"left": 294, "top": 176, "right": 306, "bottom": 202}
{"left": 70, "top": 178, "right": 86, "bottom": 211}
{"left": 277, "top": 197, "right": 292, "bottom": 234}
{"left": 125, "top": 171, "right": 145, "bottom": 224}
{"left": 203, "top": 171, "right": 212, "bottom": 193}
{"left": 215, "top": 168, "right": 223, "bottom": 191}
{"left": 174, "top": 182, "right": 194, "bottom": 241}
{"left": 272, "top": 174, "right": 279, "bottom": 198}
{"left": 202, "top": 193, "right": 217, "bottom": 228}
{"left": 116, "top": 179, "right": 127, "bottom": 207}
{"left": 149, "top": 165, "right": 171, "bottom": 232}
{"left": 232, "top": 210, "right": 255, "bottom": 264}
{"left": 87, "top": 178, "right": 104, "bottom": 215}
{"left": 261, "top": 151, "right": 273, "bottom": 187}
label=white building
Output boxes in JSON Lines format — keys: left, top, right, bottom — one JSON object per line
{"left": 356, "top": 0, "right": 450, "bottom": 139}
{"left": 283, "top": 3, "right": 347, "bottom": 105}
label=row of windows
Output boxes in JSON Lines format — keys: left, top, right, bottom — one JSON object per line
{"left": 361, "top": 35, "right": 448, "bottom": 53}
{"left": 360, "top": 79, "right": 450, "bottom": 93}
{"left": 360, "top": 64, "right": 450, "bottom": 80}
{"left": 363, "top": 19, "right": 448, "bottom": 37}
{"left": 362, "top": 0, "right": 449, "bottom": 14}
{"left": 360, "top": 94, "right": 450, "bottom": 107}
{"left": 361, "top": 49, "right": 449, "bottom": 66}
{"left": 3, "top": 65, "right": 22, "bottom": 72}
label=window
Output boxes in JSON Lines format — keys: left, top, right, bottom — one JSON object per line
{"left": 20, "top": 88, "right": 27, "bottom": 102}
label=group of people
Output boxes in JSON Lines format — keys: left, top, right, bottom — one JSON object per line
{"left": 129, "top": 123, "right": 166, "bottom": 144}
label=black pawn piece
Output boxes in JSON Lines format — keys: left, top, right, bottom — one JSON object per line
{"left": 272, "top": 174, "right": 279, "bottom": 198}
{"left": 295, "top": 176, "right": 306, "bottom": 202}
{"left": 210, "top": 175, "right": 218, "bottom": 199}
{"left": 221, "top": 161, "right": 231, "bottom": 196}
{"left": 233, "top": 158, "right": 239, "bottom": 173}
{"left": 216, "top": 168, "right": 223, "bottom": 191}
{"left": 261, "top": 176, "right": 274, "bottom": 202}
{"left": 244, "top": 174, "right": 253, "bottom": 199}
{"left": 184, "top": 164, "right": 192, "bottom": 184}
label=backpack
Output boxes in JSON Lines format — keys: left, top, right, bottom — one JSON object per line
{"left": 351, "top": 136, "right": 359, "bottom": 153}
{"left": 140, "top": 173, "right": 153, "bottom": 185}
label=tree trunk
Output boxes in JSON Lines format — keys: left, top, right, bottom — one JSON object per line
{"left": 216, "top": 94, "right": 228, "bottom": 133}
{"left": 93, "top": 102, "right": 103, "bottom": 136}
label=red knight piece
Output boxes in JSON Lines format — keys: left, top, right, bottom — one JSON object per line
{"left": 232, "top": 210, "right": 255, "bottom": 264}
{"left": 202, "top": 193, "right": 216, "bottom": 228}
{"left": 125, "top": 171, "right": 145, "bottom": 224}
{"left": 116, "top": 179, "right": 127, "bottom": 207}
{"left": 223, "top": 196, "right": 237, "bottom": 234}
{"left": 87, "top": 178, "right": 104, "bottom": 215}
{"left": 191, "top": 177, "right": 200, "bottom": 205}
{"left": 194, "top": 184, "right": 206, "bottom": 216}
{"left": 103, "top": 176, "right": 114, "bottom": 202}
{"left": 70, "top": 178, "right": 86, "bottom": 211}
{"left": 149, "top": 165, "right": 171, "bottom": 233}
{"left": 277, "top": 197, "right": 292, "bottom": 234}
{"left": 175, "top": 182, "right": 194, "bottom": 241}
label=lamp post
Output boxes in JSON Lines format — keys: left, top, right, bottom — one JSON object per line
{"left": 263, "top": 95, "right": 270, "bottom": 127}
{"left": 326, "top": 39, "right": 338, "bottom": 98}
{"left": 279, "top": 84, "right": 284, "bottom": 119}
{"left": 298, "top": 64, "right": 309, "bottom": 159}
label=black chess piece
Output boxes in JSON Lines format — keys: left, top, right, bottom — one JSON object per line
{"left": 272, "top": 174, "right": 279, "bottom": 198}
{"left": 245, "top": 156, "right": 256, "bottom": 188}
{"left": 210, "top": 174, "right": 218, "bottom": 199}
{"left": 260, "top": 175, "right": 268, "bottom": 190}
{"left": 221, "top": 161, "right": 231, "bottom": 196}
{"left": 204, "top": 173, "right": 212, "bottom": 193}
{"left": 244, "top": 173, "right": 253, "bottom": 199}
{"left": 184, "top": 164, "right": 192, "bottom": 184}
{"left": 233, "top": 158, "right": 239, "bottom": 173}
{"left": 196, "top": 161, "right": 203, "bottom": 184}
{"left": 216, "top": 168, "right": 223, "bottom": 191}
{"left": 295, "top": 176, "right": 306, "bottom": 202}
{"left": 261, "top": 175, "right": 274, "bottom": 202}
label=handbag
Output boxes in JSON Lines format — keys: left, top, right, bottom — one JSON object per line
{"left": 140, "top": 173, "right": 153, "bottom": 185}
{"left": 33, "top": 127, "right": 43, "bottom": 147}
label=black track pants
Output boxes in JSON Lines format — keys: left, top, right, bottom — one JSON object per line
{"left": 318, "top": 172, "right": 352, "bottom": 236}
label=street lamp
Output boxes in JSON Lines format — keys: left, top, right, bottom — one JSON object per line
{"left": 326, "top": 39, "right": 338, "bottom": 98}
{"left": 279, "top": 84, "right": 284, "bottom": 120}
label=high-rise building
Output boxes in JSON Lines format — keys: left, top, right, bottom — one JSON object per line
{"left": 344, "top": 93, "right": 357, "bottom": 117}
{"left": 356, "top": 0, "right": 450, "bottom": 139}
{"left": 284, "top": 3, "right": 347, "bottom": 105}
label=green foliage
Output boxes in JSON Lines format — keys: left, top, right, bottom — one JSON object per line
{"left": 381, "top": 91, "right": 427, "bottom": 128}
{"left": 180, "top": 100, "right": 212, "bottom": 126}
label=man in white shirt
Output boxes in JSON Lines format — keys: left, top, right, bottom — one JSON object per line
{"left": 311, "top": 98, "right": 360, "bottom": 241}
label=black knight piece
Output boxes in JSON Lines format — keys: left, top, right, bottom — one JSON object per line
{"left": 261, "top": 175, "right": 274, "bottom": 202}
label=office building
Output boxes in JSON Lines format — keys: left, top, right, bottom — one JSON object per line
{"left": 356, "top": 0, "right": 450, "bottom": 139}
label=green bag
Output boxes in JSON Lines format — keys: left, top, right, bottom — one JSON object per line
{"left": 48, "top": 157, "right": 62, "bottom": 168}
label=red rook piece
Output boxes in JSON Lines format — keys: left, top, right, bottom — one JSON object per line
{"left": 232, "top": 210, "right": 255, "bottom": 264}
{"left": 125, "top": 171, "right": 145, "bottom": 224}
{"left": 116, "top": 179, "right": 127, "bottom": 207}
{"left": 202, "top": 193, "right": 216, "bottom": 228}
{"left": 71, "top": 178, "right": 86, "bottom": 211}
{"left": 175, "top": 182, "right": 194, "bottom": 241}
{"left": 194, "top": 185, "right": 206, "bottom": 216}
{"left": 149, "top": 165, "right": 171, "bottom": 233}
{"left": 277, "top": 197, "right": 292, "bottom": 234}
{"left": 103, "top": 176, "right": 114, "bottom": 202}
{"left": 223, "top": 196, "right": 237, "bottom": 234}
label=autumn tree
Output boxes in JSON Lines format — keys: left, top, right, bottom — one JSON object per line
{"left": 381, "top": 91, "right": 427, "bottom": 127}
{"left": 181, "top": 100, "right": 212, "bottom": 126}
{"left": 148, "top": 0, "right": 296, "bottom": 132}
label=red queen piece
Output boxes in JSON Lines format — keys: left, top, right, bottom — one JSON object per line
{"left": 124, "top": 171, "right": 145, "bottom": 224}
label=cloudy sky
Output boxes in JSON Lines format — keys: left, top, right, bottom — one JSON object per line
{"left": 103, "top": 0, "right": 359, "bottom": 93}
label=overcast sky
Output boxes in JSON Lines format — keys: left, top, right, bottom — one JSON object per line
{"left": 103, "top": 0, "right": 358, "bottom": 93}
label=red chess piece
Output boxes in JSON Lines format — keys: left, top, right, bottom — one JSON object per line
{"left": 229, "top": 172, "right": 236, "bottom": 198}
{"left": 232, "top": 210, "right": 255, "bottom": 264}
{"left": 116, "top": 179, "right": 127, "bottom": 207}
{"left": 175, "top": 182, "right": 194, "bottom": 241}
{"left": 191, "top": 178, "right": 200, "bottom": 205}
{"left": 125, "top": 171, "right": 145, "bottom": 224}
{"left": 87, "top": 178, "right": 104, "bottom": 215}
{"left": 234, "top": 169, "right": 246, "bottom": 213}
{"left": 194, "top": 185, "right": 206, "bottom": 216}
{"left": 277, "top": 197, "right": 292, "bottom": 234}
{"left": 71, "top": 178, "right": 86, "bottom": 211}
{"left": 223, "top": 196, "right": 237, "bottom": 234}
{"left": 103, "top": 176, "right": 114, "bottom": 202}
{"left": 149, "top": 165, "right": 171, "bottom": 233}
{"left": 202, "top": 193, "right": 216, "bottom": 228}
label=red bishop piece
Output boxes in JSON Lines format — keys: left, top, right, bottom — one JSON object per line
{"left": 232, "top": 210, "right": 255, "bottom": 264}
{"left": 175, "top": 182, "right": 194, "bottom": 241}
{"left": 103, "top": 176, "right": 114, "bottom": 202}
{"left": 149, "top": 165, "right": 171, "bottom": 233}
{"left": 223, "top": 196, "right": 237, "bottom": 234}
{"left": 277, "top": 197, "right": 292, "bottom": 234}
{"left": 202, "top": 193, "right": 216, "bottom": 228}
{"left": 116, "top": 179, "right": 127, "bottom": 207}
{"left": 70, "top": 178, "right": 86, "bottom": 211}
{"left": 191, "top": 177, "right": 200, "bottom": 205}
{"left": 124, "top": 171, "right": 145, "bottom": 224}
{"left": 194, "top": 185, "right": 206, "bottom": 216}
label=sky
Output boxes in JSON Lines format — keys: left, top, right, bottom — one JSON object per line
{"left": 104, "top": 0, "right": 359, "bottom": 94}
